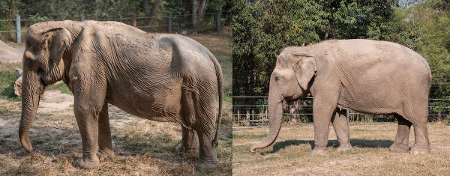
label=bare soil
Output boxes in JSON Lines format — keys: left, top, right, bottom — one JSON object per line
{"left": 0, "top": 40, "right": 24, "bottom": 63}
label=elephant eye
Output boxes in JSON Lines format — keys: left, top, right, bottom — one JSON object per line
{"left": 275, "top": 76, "right": 279, "bottom": 81}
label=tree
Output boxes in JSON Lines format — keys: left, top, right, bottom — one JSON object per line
{"left": 232, "top": 0, "right": 418, "bottom": 97}
{"left": 147, "top": 0, "right": 164, "bottom": 26}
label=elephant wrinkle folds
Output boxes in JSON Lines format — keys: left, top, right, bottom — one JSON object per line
{"left": 18, "top": 20, "right": 223, "bottom": 169}
{"left": 251, "top": 39, "right": 432, "bottom": 156}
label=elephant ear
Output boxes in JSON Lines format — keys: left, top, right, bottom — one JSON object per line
{"left": 40, "top": 27, "right": 71, "bottom": 64}
{"left": 292, "top": 53, "right": 317, "bottom": 90}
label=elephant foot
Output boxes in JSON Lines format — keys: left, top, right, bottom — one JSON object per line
{"left": 74, "top": 156, "right": 100, "bottom": 169}
{"left": 97, "top": 149, "right": 115, "bottom": 161}
{"left": 310, "top": 148, "right": 329, "bottom": 155}
{"left": 336, "top": 144, "right": 353, "bottom": 152}
{"left": 175, "top": 143, "right": 198, "bottom": 156}
{"left": 409, "top": 144, "right": 430, "bottom": 154}
{"left": 389, "top": 143, "right": 409, "bottom": 153}
{"left": 196, "top": 158, "right": 219, "bottom": 170}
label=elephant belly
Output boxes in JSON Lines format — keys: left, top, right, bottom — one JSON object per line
{"left": 108, "top": 82, "right": 183, "bottom": 123}
{"left": 337, "top": 86, "right": 399, "bottom": 115}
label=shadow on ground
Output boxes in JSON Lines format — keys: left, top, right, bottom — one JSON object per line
{"left": 264, "top": 139, "right": 395, "bottom": 154}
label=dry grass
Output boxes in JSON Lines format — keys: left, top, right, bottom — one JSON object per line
{"left": 0, "top": 33, "right": 232, "bottom": 175}
{"left": 0, "top": 97, "right": 232, "bottom": 175}
{"left": 233, "top": 123, "right": 450, "bottom": 175}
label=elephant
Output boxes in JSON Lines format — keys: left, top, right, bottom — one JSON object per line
{"left": 18, "top": 20, "right": 223, "bottom": 169}
{"left": 250, "top": 39, "right": 431, "bottom": 155}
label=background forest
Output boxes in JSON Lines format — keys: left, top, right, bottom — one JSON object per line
{"left": 233, "top": 0, "right": 450, "bottom": 105}
{"left": 0, "top": 0, "right": 233, "bottom": 40}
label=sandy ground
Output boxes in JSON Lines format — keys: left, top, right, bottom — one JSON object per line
{"left": 0, "top": 40, "right": 24, "bottom": 63}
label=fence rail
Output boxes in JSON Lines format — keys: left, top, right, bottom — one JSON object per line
{"left": 0, "top": 12, "right": 226, "bottom": 43}
{"left": 233, "top": 96, "right": 450, "bottom": 127}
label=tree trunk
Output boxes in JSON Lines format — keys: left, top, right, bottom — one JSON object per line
{"left": 147, "top": 0, "right": 163, "bottom": 26}
{"left": 197, "top": 0, "right": 209, "bottom": 25}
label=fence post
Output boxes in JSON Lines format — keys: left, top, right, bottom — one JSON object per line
{"left": 80, "top": 15, "right": 84, "bottom": 22}
{"left": 216, "top": 12, "right": 221, "bottom": 32}
{"left": 346, "top": 109, "right": 350, "bottom": 123}
{"left": 131, "top": 14, "right": 136, "bottom": 27}
{"left": 237, "top": 110, "right": 240, "bottom": 126}
{"left": 15, "top": 15, "right": 21, "bottom": 43}
{"left": 265, "top": 108, "right": 268, "bottom": 122}
{"left": 246, "top": 110, "right": 250, "bottom": 126}
{"left": 168, "top": 12, "right": 172, "bottom": 33}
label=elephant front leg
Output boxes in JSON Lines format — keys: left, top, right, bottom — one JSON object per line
{"left": 389, "top": 114, "right": 411, "bottom": 153}
{"left": 97, "top": 103, "right": 115, "bottom": 160}
{"left": 71, "top": 72, "right": 107, "bottom": 169}
{"left": 74, "top": 103, "right": 101, "bottom": 169}
{"left": 310, "top": 93, "right": 339, "bottom": 155}
{"left": 332, "top": 109, "right": 352, "bottom": 152}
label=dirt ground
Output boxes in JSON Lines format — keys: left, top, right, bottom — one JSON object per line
{"left": 0, "top": 40, "right": 24, "bottom": 63}
{"left": 233, "top": 123, "right": 450, "bottom": 175}
{"left": 0, "top": 33, "right": 232, "bottom": 175}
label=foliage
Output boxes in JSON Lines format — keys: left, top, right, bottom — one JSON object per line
{"left": 408, "top": 0, "right": 450, "bottom": 111}
{"left": 232, "top": 0, "right": 417, "bottom": 97}
{"left": 45, "top": 82, "right": 73, "bottom": 95}
{"left": 0, "top": 71, "right": 21, "bottom": 101}
{"left": 28, "top": 13, "right": 51, "bottom": 22}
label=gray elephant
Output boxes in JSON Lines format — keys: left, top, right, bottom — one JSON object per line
{"left": 250, "top": 39, "right": 431, "bottom": 155}
{"left": 18, "top": 20, "right": 223, "bottom": 169}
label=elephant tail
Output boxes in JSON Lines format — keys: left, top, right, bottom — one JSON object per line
{"left": 207, "top": 50, "right": 223, "bottom": 148}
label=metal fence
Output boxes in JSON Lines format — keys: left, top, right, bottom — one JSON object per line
{"left": 232, "top": 96, "right": 450, "bottom": 127}
{"left": 0, "top": 12, "right": 226, "bottom": 43}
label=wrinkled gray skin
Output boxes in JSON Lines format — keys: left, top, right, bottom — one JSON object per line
{"left": 250, "top": 39, "right": 431, "bottom": 155}
{"left": 19, "top": 20, "right": 223, "bottom": 169}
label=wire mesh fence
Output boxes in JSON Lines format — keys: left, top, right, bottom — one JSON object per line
{"left": 232, "top": 96, "right": 450, "bottom": 127}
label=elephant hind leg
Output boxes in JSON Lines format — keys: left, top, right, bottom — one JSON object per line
{"left": 397, "top": 101, "right": 430, "bottom": 154}
{"left": 177, "top": 89, "right": 200, "bottom": 156}
{"left": 196, "top": 130, "right": 218, "bottom": 169}
{"left": 332, "top": 109, "right": 352, "bottom": 152}
{"left": 97, "top": 102, "right": 115, "bottom": 160}
{"left": 191, "top": 90, "right": 218, "bottom": 169}
{"left": 389, "top": 114, "right": 411, "bottom": 153}
{"left": 175, "top": 126, "right": 199, "bottom": 156}
{"left": 409, "top": 116, "right": 430, "bottom": 154}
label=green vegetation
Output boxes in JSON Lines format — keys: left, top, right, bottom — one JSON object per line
{"left": 232, "top": 0, "right": 450, "bottom": 117}
{"left": 45, "top": 82, "right": 72, "bottom": 95}
{"left": 0, "top": 70, "right": 20, "bottom": 101}
{"left": 0, "top": 0, "right": 233, "bottom": 42}
{"left": 233, "top": 0, "right": 416, "bottom": 97}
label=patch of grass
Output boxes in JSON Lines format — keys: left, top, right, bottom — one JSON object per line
{"left": 233, "top": 123, "right": 450, "bottom": 175}
{"left": 45, "top": 82, "right": 72, "bottom": 95}
{"left": 0, "top": 62, "right": 22, "bottom": 72}
{"left": 0, "top": 70, "right": 21, "bottom": 101}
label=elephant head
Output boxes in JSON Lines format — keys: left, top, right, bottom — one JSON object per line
{"left": 19, "top": 22, "right": 76, "bottom": 153}
{"left": 250, "top": 50, "right": 317, "bottom": 153}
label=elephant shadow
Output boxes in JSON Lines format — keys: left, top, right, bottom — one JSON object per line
{"left": 266, "top": 139, "right": 394, "bottom": 154}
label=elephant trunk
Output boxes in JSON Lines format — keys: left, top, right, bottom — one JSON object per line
{"left": 19, "top": 71, "right": 42, "bottom": 153}
{"left": 250, "top": 80, "right": 284, "bottom": 153}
